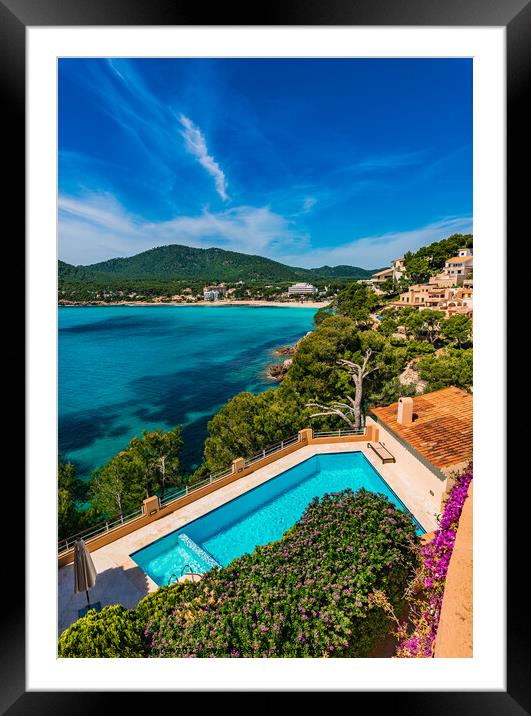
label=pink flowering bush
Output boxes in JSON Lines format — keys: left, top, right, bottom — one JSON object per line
{"left": 147, "top": 489, "right": 420, "bottom": 657}
{"left": 395, "top": 468, "right": 473, "bottom": 658}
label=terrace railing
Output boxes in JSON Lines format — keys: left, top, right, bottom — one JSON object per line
{"left": 243, "top": 434, "right": 299, "bottom": 468}
{"left": 58, "top": 505, "right": 144, "bottom": 554}
{"left": 160, "top": 437, "right": 300, "bottom": 508}
{"left": 58, "top": 424, "right": 368, "bottom": 556}
{"left": 158, "top": 484, "right": 188, "bottom": 507}
{"left": 208, "top": 466, "right": 234, "bottom": 481}
{"left": 58, "top": 436, "right": 303, "bottom": 554}
{"left": 313, "top": 426, "right": 365, "bottom": 438}
{"left": 158, "top": 470, "right": 230, "bottom": 508}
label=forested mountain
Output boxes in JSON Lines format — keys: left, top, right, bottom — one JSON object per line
{"left": 59, "top": 245, "right": 377, "bottom": 284}
{"left": 306, "top": 265, "right": 375, "bottom": 279}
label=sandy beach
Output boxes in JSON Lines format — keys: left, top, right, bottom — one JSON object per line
{"left": 59, "top": 300, "right": 331, "bottom": 309}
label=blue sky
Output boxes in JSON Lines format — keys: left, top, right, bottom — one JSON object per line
{"left": 58, "top": 58, "right": 472, "bottom": 269}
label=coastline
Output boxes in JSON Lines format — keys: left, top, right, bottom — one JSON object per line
{"left": 59, "top": 303, "right": 316, "bottom": 477}
{"left": 59, "top": 299, "right": 330, "bottom": 309}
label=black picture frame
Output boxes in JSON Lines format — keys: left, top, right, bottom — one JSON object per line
{"left": 9, "top": 0, "right": 524, "bottom": 711}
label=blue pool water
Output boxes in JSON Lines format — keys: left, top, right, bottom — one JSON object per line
{"left": 58, "top": 305, "right": 314, "bottom": 476}
{"left": 131, "top": 452, "right": 425, "bottom": 586}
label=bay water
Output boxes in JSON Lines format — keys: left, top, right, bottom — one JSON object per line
{"left": 58, "top": 305, "right": 315, "bottom": 478}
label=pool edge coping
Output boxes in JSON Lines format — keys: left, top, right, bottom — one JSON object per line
{"left": 130, "top": 450, "right": 427, "bottom": 587}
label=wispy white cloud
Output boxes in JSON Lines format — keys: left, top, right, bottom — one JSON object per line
{"left": 278, "top": 216, "right": 473, "bottom": 269}
{"left": 71, "top": 60, "right": 182, "bottom": 189}
{"left": 178, "top": 114, "right": 229, "bottom": 201}
{"left": 58, "top": 191, "right": 306, "bottom": 265}
{"left": 59, "top": 193, "right": 143, "bottom": 237}
{"left": 353, "top": 150, "right": 425, "bottom": 171}
{"left": 59, "top": 191, "right": 471, "bottom": 271}
{"left": 329, "top": 151, "right": 426, "bottom": 185}
{"left": 302, "top": 196, "right": 318, "bottom": 213}
{"left": 59, "top": 61, "right": 235, "bottom": 207}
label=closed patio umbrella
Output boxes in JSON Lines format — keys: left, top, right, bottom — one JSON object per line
{"left": 74, "top": 539, "right": 100, "bottom": 617}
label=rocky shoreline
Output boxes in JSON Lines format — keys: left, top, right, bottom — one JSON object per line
{"left": 266, "top": 358, "right": 294, "bottom": 381}
{"left": 272, "top": 344, "right": 296, "bottom": 356}
{"left": 265, "top": 332, "right": 311, "bottom": 381}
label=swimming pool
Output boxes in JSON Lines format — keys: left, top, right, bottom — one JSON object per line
{"left": 130, "top": 451, "right": 425, "bottom": 586}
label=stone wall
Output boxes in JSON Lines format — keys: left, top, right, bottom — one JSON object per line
{"left": 434, "top": 483, "right": 473, "bottom": 657}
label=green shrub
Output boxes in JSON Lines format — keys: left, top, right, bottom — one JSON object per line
{"left": 58, "top": 585, "right": 195, "bottom": 659}
{"left": 370, "top": 377, "right": 417, "bottom": 406}
{"left": 59, "top": 492, "right": 420, "bottom": 658}
{"left": 418, "top": 348, "right": 473, "bottom": 390}
{"left": 58, "top": 605, "right": 145, "bottom": 658}
{"left": 136, "top": 582, "right": 193, "bottom": 631}
{"left": 147, "top": 489, "right": 420, "bottom": 657}
{"left": 404, "top": 340, "right": 436, "bottom": 359}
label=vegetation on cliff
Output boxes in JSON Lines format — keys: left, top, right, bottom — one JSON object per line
{"left": 401, "top": 233, "right": 473, "bottom": 287}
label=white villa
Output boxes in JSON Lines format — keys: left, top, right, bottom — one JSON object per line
{"left": 430, "top": 248, "right": 473, "bottom": 287}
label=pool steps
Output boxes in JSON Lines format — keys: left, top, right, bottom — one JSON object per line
{"left": 167, "top": 535, "right": 221, "bottom": 584}
{"left": 177, "top": 533, "right": 221, "bottom": 571}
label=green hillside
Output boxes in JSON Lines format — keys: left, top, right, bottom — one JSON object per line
{"left": 307, "top": 265, "right": 374, "bottom": 279}
{"left": 59, "top": 244, "right": 377, "bottom": 284}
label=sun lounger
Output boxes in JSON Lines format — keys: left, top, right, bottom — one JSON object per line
{"left": 367, "top": 441, "right": 396, "bottom": 464}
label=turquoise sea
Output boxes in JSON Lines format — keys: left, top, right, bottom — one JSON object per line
{"left": 58, "top": 305, "right": 315, "bottom": 477}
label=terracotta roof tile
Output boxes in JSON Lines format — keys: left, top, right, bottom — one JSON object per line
{"left": 446, "top": 256, "right": 473, "bottom": 264}
{"left": 369, "top": 387, "right": 473, "bottom": 470}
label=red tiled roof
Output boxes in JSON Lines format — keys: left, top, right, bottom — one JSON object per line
{"left": 446, "top": 256, "right": 473, "bottom": 264}
{"left": 370, "top": 387, "right": 473, "bottom": 470}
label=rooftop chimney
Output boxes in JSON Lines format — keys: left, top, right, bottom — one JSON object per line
{"left": 397, "top": 396, "right": 413, "bottom": 426}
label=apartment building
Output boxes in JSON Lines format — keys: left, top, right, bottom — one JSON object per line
{"left": 370, "top": 257, "right": 404, "bottom": 291}
{"left": 203, "top": 284, "right": 228, "bottom": 301}
{"left": 393, "top": 282, "right": 473, "bottom": 317}
{"left": 442, "top": 248, "right": 473, "bottom": 283}
{"left": 429, "top": 248, "right": 473, "bottom": 287}
{"left": 287, "top": 282, "right": 318, "bottom": 296}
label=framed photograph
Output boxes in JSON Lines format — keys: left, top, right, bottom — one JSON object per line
{"left": 10, "top": 0, "right": 523, "bottom": 710}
